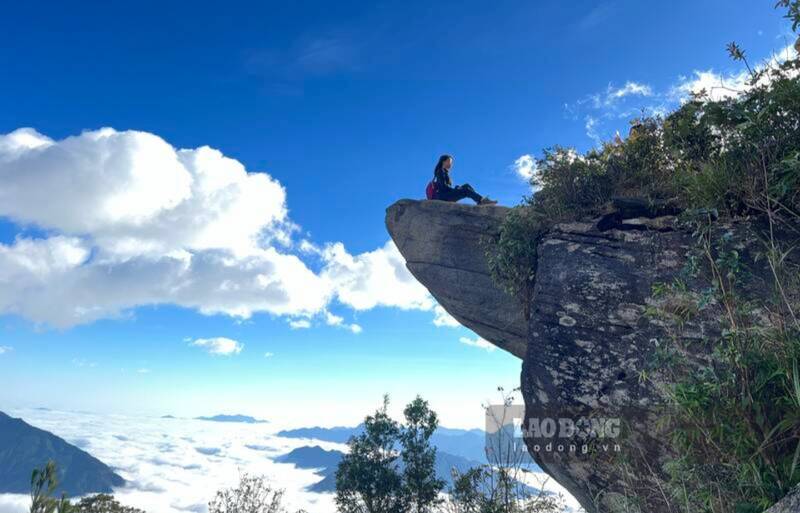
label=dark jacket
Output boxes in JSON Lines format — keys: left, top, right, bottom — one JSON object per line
{"left": 433, "top": 166, "right": 452, "bottom": 190}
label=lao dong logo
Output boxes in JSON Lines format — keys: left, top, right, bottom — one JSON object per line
{"left": 484, "top": 404, "right": 624, "bottom": 459}
{"left": 524, "top": 416, "right": 621, "bottom": 439}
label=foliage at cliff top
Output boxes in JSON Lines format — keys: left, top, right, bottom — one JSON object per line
{"left": 489, "top": 2, "right": 800, "bottom": 300}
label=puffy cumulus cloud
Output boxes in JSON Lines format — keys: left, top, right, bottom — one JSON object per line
{"left": 458, "top": 336, "right": 495, "bottom": 351}
{"left": 0, "top": 127, "right": 453, "bottom": 330}
{"left": 0, "top": 128, "right": 289, "bottom": 256}
{"left": 190, "top": 337, "right": 243, "bottom": 356}
{"left": 511, "top": 154, "right": 542, "bottom": 192}
{"left": 512, "top": 154, "right": 537, "bottom": 181}
{"left": 320, "top": 240, "right": 434, "bottom": 312}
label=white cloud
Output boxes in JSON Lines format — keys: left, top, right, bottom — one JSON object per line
{"left": 0, "top": 408, "right": 340, "bottom": 513}
{"left": 288, "top": 319, "right": 312, "bottom": 330}
{"left": 512, "top": 154, "right": 537, "bottom": 181}
{"left": 458, "top": 336, "right": 495, "bottom": 351}
{"left": 320, "top": 240, "right": 434, "bottom": 312}
{"left": 511, "top": 154, "right": 542, "bottom": 192}
{"left": 136, "top": 368, "right": 151, "bottom": 374}
{"left": 190, "top": 337, "right": 243, "bottom": 356}
{"left": 608, "top": 81, "right": 653, "bottom": 100}
{"left": 432, "top": 305, "right": 460, "bottom": 328}
{"left": 566, "top": 41, "right": 799, "bottom": 145}
{"left": 325, "top": 311, "right": 344, "bottom": 326}
{"left": 0, "top": 128, "right": 449, "bottom": 330}
{"left": 263, "top": 352, "right": 275, "bottom": 358}
{"left": 671, "top": 43, "right": 799, "bottom": 102}
{"left": 585, "top": 116, "right": 601, "bottom": 146}
{"left": 670, "top": 69, "right": 750, "bottom": 102}
{"left": 323, "top": 310, "right": 362, "bottom": 334}
{"left": 0, "top": 346, "right": 12, "bottom": 355}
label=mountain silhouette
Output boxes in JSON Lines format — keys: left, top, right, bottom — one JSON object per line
{"left": 278, "top": 424, "right": 489, "bottom": 463}
{"left": 276, "top": 444, "right": 487, "bottom": 493}
{"left": 194, "top": 414, "right": 268, "bottom": 424}
{"left": 0, "top": 411, "right": 124, "bottom": 495}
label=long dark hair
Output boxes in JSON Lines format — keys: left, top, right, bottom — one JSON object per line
{"left": 434, "top": 154, "right": 452, "bottom": 176}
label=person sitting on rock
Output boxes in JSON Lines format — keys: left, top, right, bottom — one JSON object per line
{"left": 427, "top": 154, "right": 497, "bottom": 205}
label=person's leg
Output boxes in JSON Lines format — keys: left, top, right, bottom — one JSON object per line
{"left": 437, "top": 187, "right": 462, "bottom": 202}
{"left": 455, "top": 184, "right": 483, "bottom": 204}
{"left": 438, "top": 184, "right": 485, "bottom": 204}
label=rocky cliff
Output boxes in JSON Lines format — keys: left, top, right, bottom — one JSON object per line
{"left": 386, "top": 199, "right": 527, "bottom": 358}
{"left": 386, "top": 199, "right": 781, "bottom": 513}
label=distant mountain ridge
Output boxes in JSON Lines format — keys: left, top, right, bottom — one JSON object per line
{"left": 276, "top": 444, "right": 485, "bottom": 493}
{"left": 276, "top": 446, "right": 343, "bottom": 492}
{"left": 194, "top": 414, "right": 268, "bottom": 424}
{"left": 0, "top": 411, "right": 124, "bottom": 495}
{"left": 277, "top": 424, "right": 488, "bottom": 463}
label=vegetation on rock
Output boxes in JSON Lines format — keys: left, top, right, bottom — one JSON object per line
{"left": 487, "top": 2, "right": 800, "bottom": 511}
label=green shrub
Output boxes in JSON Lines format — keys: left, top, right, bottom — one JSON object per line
{"left": 485, "top": 207, "right": 546, "bottom": 319}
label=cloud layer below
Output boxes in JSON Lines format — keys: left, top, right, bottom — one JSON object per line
{"left": 0, "top": 408, "right": 340, "bottom": 513}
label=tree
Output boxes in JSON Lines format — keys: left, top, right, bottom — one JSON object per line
{"left": 72, "top": 495, "right": 145, "bottom": 513}
{"left": 208, "top": 473, "right": 293, "bottom": 513}
{"left": 442, "top": 389, "right": 566, "bottom": 513}
{"left": 30, "top": 462, "right": 147, "bottom": 513}
{"left": 335, "top": 396, "right": 405, "bottom": 513}
{"left": 400, "top": 397, "right": 445, "bottom": 513}
{"left": 30, "top": 461, "right": 71, "bottom": 513}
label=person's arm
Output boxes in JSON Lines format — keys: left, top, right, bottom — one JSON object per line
{"left": 434, "top": 168, "right": 452, "bottom": 188}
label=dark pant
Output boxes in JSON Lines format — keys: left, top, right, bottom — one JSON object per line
{"left": 438, "top": 183, "right": 483, "bottom": 204}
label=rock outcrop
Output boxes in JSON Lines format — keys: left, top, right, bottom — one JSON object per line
{"left": 386, "top": 199, "right": 527, "bottom": 358}
{"left": 386, "top": 199, "right": 781, "bottom": 513}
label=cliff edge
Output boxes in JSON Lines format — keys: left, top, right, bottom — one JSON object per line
{"left": 386, "top": 199, "right": 526, "bottom": 358}
{"left": 386, "top": 198, "right": 778, "bottom": 513}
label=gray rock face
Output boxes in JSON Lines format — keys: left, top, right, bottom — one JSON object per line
{"left": 386, "top": 199, "right": 782, "bottom": 513}
{"left": 520, "top": 217, "right": 729, "bottom": 512}
{"left": 386, "top": 199, "right": 527, "bottom": 358}
{"left": 765, "top": 485, "right": 800, "bottom": 513}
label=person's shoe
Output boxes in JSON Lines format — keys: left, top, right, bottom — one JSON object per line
{"left": 479, "top": 197, "right": 498, "bottom": 206}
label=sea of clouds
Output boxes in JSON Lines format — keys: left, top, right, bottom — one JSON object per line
{"left": 0, "top": 408, "right": 342, "bottom": 513}
{"left": 0, "top": 408, "right": 581, "bottom": 513}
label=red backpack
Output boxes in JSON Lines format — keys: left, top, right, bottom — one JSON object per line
{"left": 425, "top": 180, "right": 438, "bottom": 200}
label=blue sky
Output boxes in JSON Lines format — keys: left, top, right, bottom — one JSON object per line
{"left": 0, "top": 0, "right": 794, "bottom": 428}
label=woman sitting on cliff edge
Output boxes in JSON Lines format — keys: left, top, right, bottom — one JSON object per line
{"left": 426, "top": 154, "right": 498, "bottom": 205}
